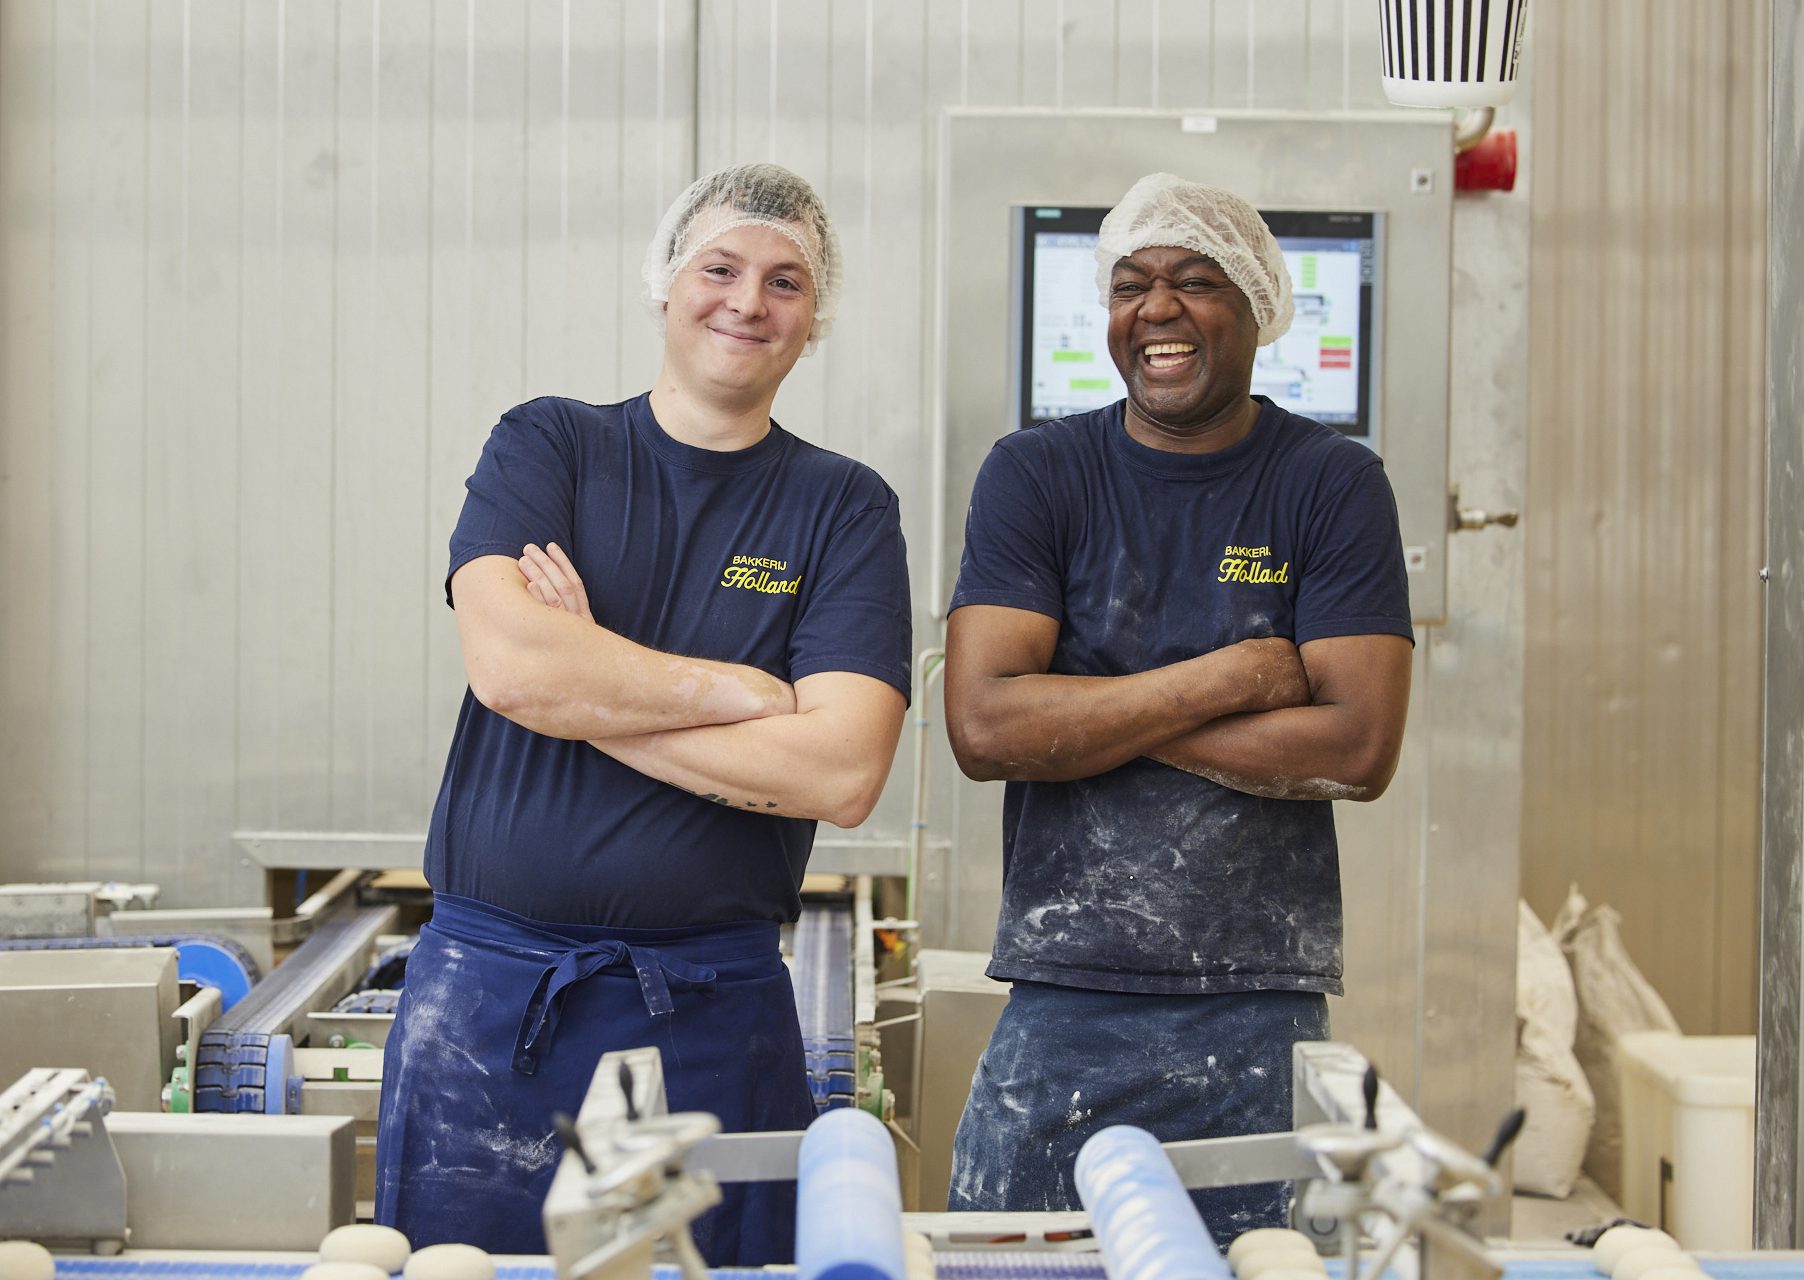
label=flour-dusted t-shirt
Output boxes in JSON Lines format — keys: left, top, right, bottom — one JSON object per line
{"left": 425, "top": 394, "right": 912, "bottom": 927}
{"left": 950, "top": 397, "right": 1412, "bottom": 994}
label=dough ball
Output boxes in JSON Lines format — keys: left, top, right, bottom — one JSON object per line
{"left": 403, "top": 1244, "right": 495, "bottom": 1280}
{"left": 903, "top": 1231, "right": 936, "bottom": 1280}
{"left": 0, "top": 1241, "right": 55, "bottom": 1280}
{"left": 1614, "top": 1246, "right": 1700, "bottom": 1280}
{"left": 1594, "top": 1227, "right": 1680, "bottom": 1274}
{"left": 320, "top": 1225, "right": 412, "bottom": 1275}
{"left": 300, "top": 1264, "right": 389, "bottom": 1280}
{"left": 1238, "top": 1250, "right": 1326, "bottom": 1280}
{"left": 1227, "top": 1229, "right": 1316, "bottom": 1269}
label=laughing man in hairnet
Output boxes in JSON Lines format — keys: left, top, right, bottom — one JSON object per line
{"left": 943, "top": 174, "right": 1413, "bottom": 1239}
{"left": 374, "top": 165, "right": 910, "bottom": 1265}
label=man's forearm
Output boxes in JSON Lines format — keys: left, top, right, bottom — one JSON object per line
{"left": 461, "top": 580, "right": 793, "bottom": 740}
{"left": 589, "top": 692, "right": 904, "bottom": 829}
{"left": 1149, "top": 702, "right": 1401, "bottom": 801}
{"left": 949, "top": 640, "right": 1303, "bottom": 784}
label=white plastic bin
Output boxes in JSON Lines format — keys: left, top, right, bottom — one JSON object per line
{"left": 1616, "top": 1031, "right": 1755, "bottom": 1249}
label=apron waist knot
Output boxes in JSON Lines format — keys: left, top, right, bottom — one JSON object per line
{"left": 513, "top": 940, "right": 717, "bottom": 1075}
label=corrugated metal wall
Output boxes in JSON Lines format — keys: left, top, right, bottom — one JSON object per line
{"left": 1522, "top": 0, "right": 1768, "bottom": 1034}
{"left": 1756, "top": 0, "right": 1804, "bottom": 1243}
{"left": 0, "top": 0, "right": 696, "bottom": 903}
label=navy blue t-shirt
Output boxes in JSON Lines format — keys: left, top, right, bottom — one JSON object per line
{"left": 425, "top": 393, "right": 912, "bottom": 928}
{"left": 950, "top": 397, "right": 1413, "bottom": 995}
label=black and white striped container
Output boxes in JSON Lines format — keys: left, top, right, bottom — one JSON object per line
{"left": 1379, "top": 0, "right": 1529, "bottom": 108}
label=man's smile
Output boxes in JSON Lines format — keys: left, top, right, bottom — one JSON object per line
{"left": 709, "top": 325, "right": 769, "bottom": 346}
{"left": 1141, "top": 341, "right": 1199, "bottom": 372}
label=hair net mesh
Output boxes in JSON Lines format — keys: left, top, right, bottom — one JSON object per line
{"left": 1094, "top": 173, "right": 1295, "bottom": 346}
{"left": 642, "top": 163, "right": 843, "bottom": 354}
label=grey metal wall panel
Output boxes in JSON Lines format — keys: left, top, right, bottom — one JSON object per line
{"left": 0, "top": 0, "right": 695, "bottom": 905}
{"left": 45, "top": 3, "right": 97, "bottom": 883}
{"left": 0, "top": 2, "right": 59, "bottom": 878}
{"left": 1522, "top": 0, "right": 1768, "bottom": 1036}
{"left": 1419, "top": 165, "right": 1532, "bottom": 1158}
{"left": 1758, "top": 0, "right": 1804, "bottom": 1247}
{"left": 142, "top": 0, "right": 243, "bottom": 897}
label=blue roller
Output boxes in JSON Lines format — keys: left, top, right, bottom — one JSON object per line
{"left": 795, "top": 1106, "right": 904, "bottom": 1280}
{"left": 0, "top": 933, "right": 259, "bottom": 1011}
{"left": 170, "top": 937, "right": 257, "bottom": 1010}
{"left": 1074, "top": 1126, "right": 1232, "bottom": 1280}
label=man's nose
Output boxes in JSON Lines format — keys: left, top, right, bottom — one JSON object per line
{"left": 1139, "top": 282, "right": 1183, "bottom": 322}
{"left": 727, "top": 273, "right": 767, "bottom": 318}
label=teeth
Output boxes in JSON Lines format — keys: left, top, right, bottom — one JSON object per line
{"left": 1143, "top": 342, "right": 1196, "bottom": 356}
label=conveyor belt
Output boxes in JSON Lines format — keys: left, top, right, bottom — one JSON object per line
{"left": 43, "top": 1259, "right": 1804, "bottom": 1280}
{"left": 209, "top": 906, "right": 392, "bottom": 1038}
{"left": 791, "top": 901, "right": 855, "bottom": 1113}
{"left": 0, "top": 933, "right": 261, "bottom": 1009}
{"left": 187, "top": 904, "right": 395, "bottom": 1115}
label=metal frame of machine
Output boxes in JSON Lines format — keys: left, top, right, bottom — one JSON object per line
{"left": 534, "top": 1040, "right": 1516, "bottom": 1280}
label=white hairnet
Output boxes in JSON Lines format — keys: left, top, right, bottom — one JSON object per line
{"left": 1094, "top": 173, "right": 1294, "bottom": 346}
{"left": 642, "top": 163, "right": 843, "bottom": 355}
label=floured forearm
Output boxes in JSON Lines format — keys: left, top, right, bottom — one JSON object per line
{"left": 1151, "top": 701, "right": 1399, "bottom": 801}
{"left": 1155, "top": 633, "right": 1413, "bottom": 801}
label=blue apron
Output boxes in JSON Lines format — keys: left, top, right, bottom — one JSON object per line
{"left": 374, "top": 893, "right": 814, "bottom": 1265}
{"left": 948, "top": 983, "right": 1330, "bottom": 1245}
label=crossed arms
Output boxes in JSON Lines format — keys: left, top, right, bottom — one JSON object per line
{"left": 451, "top": 548, "right": 906, "bottom": 828}
{"left": 943, "top": 604, "right": 1411, "bottom": 801}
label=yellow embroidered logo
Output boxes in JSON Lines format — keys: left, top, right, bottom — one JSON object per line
{"left": 1217, "top": 543, "right": 1290, "bottom": 586}
{"left": 720, "top": 554, "right": 803, "bottom": 596}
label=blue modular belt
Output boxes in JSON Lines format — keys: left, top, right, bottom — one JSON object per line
{"left": 791, "top": 901, "right": 856, "bottom": 1114}
{"left": 0, "top": 934, "right": 261, "bottom": 1010}
{"left": 188, "top": 905, "right": 393, "bottom": 1114}
{"left": 44, "top": 1258, "right": 1804, "bottom": 1280}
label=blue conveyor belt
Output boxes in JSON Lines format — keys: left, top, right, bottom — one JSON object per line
{"left": 48, "top": 1258, "right": 1804, "bottom": 1280}
{"left": 792, "top": 901, "right": 856, "bottom": 1113}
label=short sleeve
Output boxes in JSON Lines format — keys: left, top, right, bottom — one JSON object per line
{"left": 446, "top": 399, "right": 579, "bottom": 606}
{"left": 787, "top": 492, "right": 913, "bottom": 701}
{"left": 948, "top": 440, "right": 1065, "bottom": 621}
{"left": 1292, "top": 459, "right": 1415, "bottom": 646}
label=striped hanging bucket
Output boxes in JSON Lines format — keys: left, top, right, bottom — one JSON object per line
{"left": 1379, "top": 0, "right": 1529, "bottom": 108}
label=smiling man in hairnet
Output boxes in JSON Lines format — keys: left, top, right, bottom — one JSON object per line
{"left": 374, "top": 164, "right": 910, "bottom": 1265}
{"left": 942, "top": 174, "right": 1413, "bottom": 1239}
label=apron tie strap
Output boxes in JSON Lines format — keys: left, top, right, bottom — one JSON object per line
{"left": 512, "top": 940, "right": 717, "bottom": 1075}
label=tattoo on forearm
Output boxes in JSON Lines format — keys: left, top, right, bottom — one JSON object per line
{"left": 693, "top": 792, "right": 782, "bottom": 811}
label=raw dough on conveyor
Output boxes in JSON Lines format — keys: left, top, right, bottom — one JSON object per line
{"left": 1615, "top": 1251, "right": 1703, "bottom": 1280}
{"left": 403, "top": 1243, "right": 496, "bottom": 1280}
{"left": 1593, "top": 1226, "right": 1679, "bottom": 1273}
{"left": 903, "top": 1230, "right": 936, "bottom": 1280}
{"left": 320, "top": 1224, "right": 413, "bottom": 1275}
{"left": 1238, "top": 1249, "right": 1327, "bottom": 1280}
{"left": 0, "top": 1241, "right": 55, "bottom": 1280}
{"left": 1227, "top": 1228, "right": 1319, "bottom": 1270}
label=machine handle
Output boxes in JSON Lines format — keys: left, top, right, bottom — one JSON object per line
{"left": 619, "top": 1061, "right": 639, "bottom": 1121}
{"left": 1481, "top": 1107, "right": 1527, "bottom": 1168}
{"left": 553, "top": 1111, "right": 597, "bottom": 1175}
